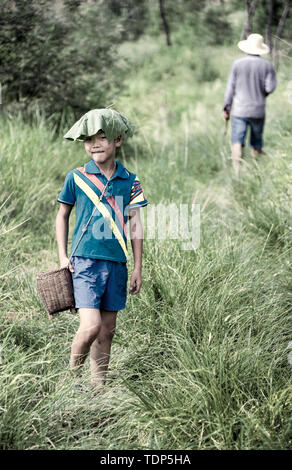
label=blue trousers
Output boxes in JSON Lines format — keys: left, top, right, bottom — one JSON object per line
{"left": 232, "top": 116, "right": 265, "bottom": 148}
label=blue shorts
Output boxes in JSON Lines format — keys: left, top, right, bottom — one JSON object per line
{"left": 71, "top": 256, "right": 128, "bottom": 311}
{"left": 232, "top": 116, "right": 265, "bottom": 148}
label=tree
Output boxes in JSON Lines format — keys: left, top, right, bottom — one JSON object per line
{"left": 158, "top": 0, "right": 172, "bottom": 46}
{"left": 273, "top": 0, "right": 291, "bottom": 69}
{"left": 241, "top": 0, "right": 260, "bottom": 39}
{"left": 0, "top": 0, "right": 124, "bottom": 125}
{"left": 266, "top": 0, "right": 274, "bottom": 53}
{"left": 107, "top": 0, "right": 150, "bottom": 40}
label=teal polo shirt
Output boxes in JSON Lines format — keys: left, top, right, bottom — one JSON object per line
{"left": 57, "top": 159, "right": 148, "bottom": 263}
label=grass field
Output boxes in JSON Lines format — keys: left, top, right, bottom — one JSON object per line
{"left": 0, "top": 36, "right": 291, "bottom": 449}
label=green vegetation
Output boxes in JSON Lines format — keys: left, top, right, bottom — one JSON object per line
{"left": 2, "top": 0, "right": 290, "bottom": 123}
{"left": 0, "top": 1, "right": 291, "bottom": 451}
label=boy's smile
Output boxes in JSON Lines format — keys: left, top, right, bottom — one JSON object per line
{"left": 84, "top": 130, "right": 122, "bottom": 166}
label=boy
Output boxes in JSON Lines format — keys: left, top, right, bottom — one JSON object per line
{"left": 55, "top": 108, "right": 148, "bottom": 390}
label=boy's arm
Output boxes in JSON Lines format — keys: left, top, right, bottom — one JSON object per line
{"left": 56, "top": 202, "right": 74, "bottom": 272}
{"left": 129, "top": 208, "right": 143, "bottom": 295}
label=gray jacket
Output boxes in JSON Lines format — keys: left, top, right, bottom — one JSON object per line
{"left": 223, "top": 55, "right": 277, "bottom": 118}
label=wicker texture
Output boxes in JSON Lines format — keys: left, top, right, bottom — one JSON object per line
{"left": 36, "top": 267, "right": 75, "bottom": 314}
{"left": 37, "top": 177, "right": 98, "bottom": 316}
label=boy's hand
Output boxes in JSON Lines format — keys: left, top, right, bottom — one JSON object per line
{"left": 129, "top": 268, "right": 142, "bottom": 295}
{"left": 60, "top": 256, "right": 74, "bottom": 273}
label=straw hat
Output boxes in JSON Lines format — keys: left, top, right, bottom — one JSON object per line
{"left": 237, "top": 33, "right": 269, "bottom": 55}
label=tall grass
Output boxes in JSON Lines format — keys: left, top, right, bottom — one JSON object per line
{"left": 0, "top": 37, "right": 291, "bottom": 449}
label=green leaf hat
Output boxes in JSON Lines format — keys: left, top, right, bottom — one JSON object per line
{"left": 64, "top": 108, "right": 135, "bottom": 142}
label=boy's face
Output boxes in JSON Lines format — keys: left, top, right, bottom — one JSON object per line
{"left": 84, "top": 130, "right": 122, "bottom": 164}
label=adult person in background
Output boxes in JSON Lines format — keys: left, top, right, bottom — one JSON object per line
{"left": 223, "top": 33, "right": 277, "bottom": 175}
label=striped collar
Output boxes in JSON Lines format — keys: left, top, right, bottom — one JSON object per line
{"left": 84, "top": 159, "right": 130, "bottom": 179}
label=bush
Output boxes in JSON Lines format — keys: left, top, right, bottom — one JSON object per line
{"left": 196, "top": 55, "right": 219, "bottom": 82}
{"left": 0, "top": 0, "right": 124, "bottom": 127}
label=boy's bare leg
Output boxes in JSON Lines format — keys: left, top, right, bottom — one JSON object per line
{"left": 70, "top": 308, "right": 102, "bottom": 375}
{"left": 89, "top": 309, "right": 118, "bottom": 388}
{"left": 231, "top": 142, "right": 243, "bottom": 176}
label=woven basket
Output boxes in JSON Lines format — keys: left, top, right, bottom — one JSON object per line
{"left": 36, "top": 267, "right": 76, "bottom": 315}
